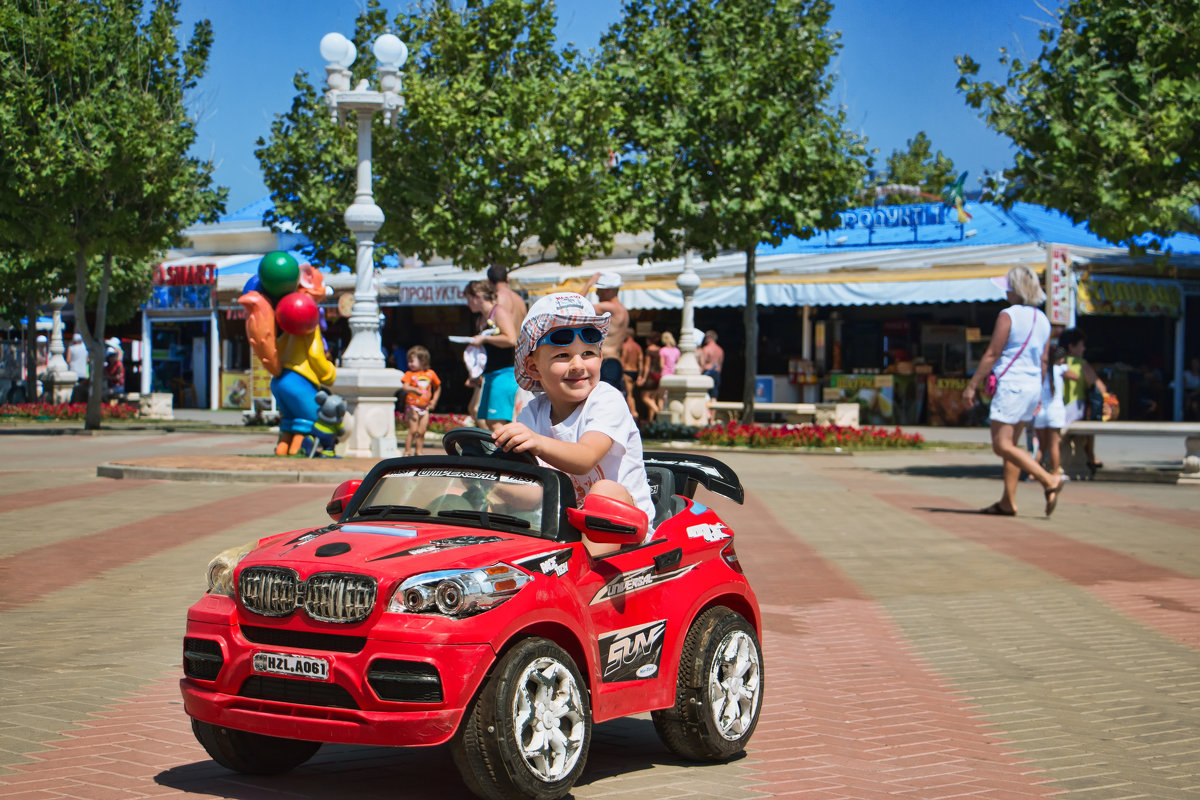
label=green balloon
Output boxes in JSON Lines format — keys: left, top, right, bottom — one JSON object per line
{"left": 258, "top": 251, "right": 300, "bottom": 298}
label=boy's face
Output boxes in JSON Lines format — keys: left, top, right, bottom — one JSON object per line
{"left": 526, "top": 329, "right": 602, "bottom": 407}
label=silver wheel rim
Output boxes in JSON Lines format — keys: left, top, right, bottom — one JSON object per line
{"left": 707, "top": 629, "right": 762, "bottom": 741}
{"left": 511, "top": 655, "right": 586, "bottom": 782}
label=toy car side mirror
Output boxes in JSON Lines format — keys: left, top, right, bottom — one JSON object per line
{"left": 327, "top": 479, "right": 361, "bottom": 521}
{"left": 565, "top": 494, "right": 648, "bottom": 544}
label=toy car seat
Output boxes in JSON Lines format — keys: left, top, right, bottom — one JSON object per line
{"left": 645, "top": 466, "right": 684, "bottom": 528}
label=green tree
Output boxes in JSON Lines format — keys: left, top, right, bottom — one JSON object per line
{"left": 602, "top": 0, "right": 867, "bottom": 419}
{"left": 956, "top": 0, "right": 1200, "bottom": 249}
{"left": 0, "top": 254, "right": 70, "bottom": 400}
{"left": 0, "top": 0, "right": 225, "bottom": 427}
{"left": 874, "top": 132, "right": 956, "bottom": 205}
{"left": 258, "top": 0, "right": 624, "bottom": 272}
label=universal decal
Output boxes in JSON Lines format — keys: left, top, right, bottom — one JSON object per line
{"left": 415, "top": 467, "right": 500, "bottom": 481}
{"left": 368, "top": 535, "right": 507, "bottom": 561}
{"left": 598, "top": 619, "right": 667, "bottom": 682}
{"left": 515, "top": 548, "right": 572, "bottom": 578}
{"left": 686, "top": 522, "right": 730, "bottom": 543}
{"left": 589, "top": 564, "right": 696, "bottom": 605}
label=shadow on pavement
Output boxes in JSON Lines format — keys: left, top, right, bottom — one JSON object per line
{"left": 155, "top": 718, "right": 708, "bottom": 798}
{"left": 873, "top": 463, "right": 1003, "bottom": 480}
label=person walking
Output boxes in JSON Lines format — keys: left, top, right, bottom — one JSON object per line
{"left": 464, "top": 280, "right": 518, "bottom": 431}
{"left": 1058, "top": 328, "right": 1107, "bottom": 471}
{"left": 1033, "top": 345, "right": 1069, "bottom": 479}
{"left": 67, "top": 333, "right": 89, "bottom": 401}
{"left": 584, "top": 272, "right": 632, "bottom": 395}
{"left": 697, "top": 330, "right": 724, "bottom": 398}
{"left": 963, "top": 265, "right": 1066, "bottom": 517}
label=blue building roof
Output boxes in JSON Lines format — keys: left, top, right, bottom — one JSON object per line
{"left": 760, "top": 200, "right": 1200, "bottom": 258}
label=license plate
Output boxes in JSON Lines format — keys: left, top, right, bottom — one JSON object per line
{"left": 252, "top": 651, "right": 330, "bottom": 681}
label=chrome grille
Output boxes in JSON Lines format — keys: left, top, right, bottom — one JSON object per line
{"left": 240, "top": 567, "right": 298, "bottom": 617}
{"left": 238, "top": 567, "right": 376, "bottom": 623}
{"left": 304, "top": 573, "right": 377, "bottom": 623}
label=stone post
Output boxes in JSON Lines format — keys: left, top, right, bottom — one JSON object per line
{"left": 660, "top": 252, "right": 713, "bottom": 425}
{"left": 39, "top": 296, "right": 77, "bottom": 403}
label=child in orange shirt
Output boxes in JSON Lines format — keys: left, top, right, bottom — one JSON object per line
{"left": 399, "top": 346, "right": 441, "bottom": 456}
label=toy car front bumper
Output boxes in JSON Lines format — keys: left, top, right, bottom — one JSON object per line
{"left": 181, "top": 618, "right": 496, "bottom": 748}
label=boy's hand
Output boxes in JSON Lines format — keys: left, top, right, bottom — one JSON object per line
{"left": 492, "top": 422, "right": 542, "bottom": 456}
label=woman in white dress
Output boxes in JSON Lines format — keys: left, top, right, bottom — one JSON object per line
{"left": 963, "top": 265, "right": 1067, "bottom": 517}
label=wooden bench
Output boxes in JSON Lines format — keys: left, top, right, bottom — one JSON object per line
{"left": 707, "top": 400, "right": 860, "bottom": 427}
{"left": 1063, "top": 420, "right": 1200, "bottom": 482}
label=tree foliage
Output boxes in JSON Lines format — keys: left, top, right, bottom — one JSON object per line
{"left": 0, "top": 0, "right": 224, "bottom": 426}
{"left": 601, "top": 0, "right": 866, "bottom": 418}
{"left": 956, "top": 0, "right": 1200, "bottom": 249}
{"left": 875, "top": 131, "right": 956, "bottom": 205}
{"left": 258, "top": 0, "right": 624, "bottom": 272}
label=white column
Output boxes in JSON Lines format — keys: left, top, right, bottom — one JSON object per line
{"left": 661, "top": 251, "right": 713, "bottom": 425}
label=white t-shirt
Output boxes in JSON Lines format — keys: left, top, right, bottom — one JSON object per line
{"left": 994, "top": 305, "right": 1050, "bottom": 384}
{"left": 517, "top": 382, "right": 656, "bottom": 530}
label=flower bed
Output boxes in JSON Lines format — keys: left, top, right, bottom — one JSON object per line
{"left": 695, "top": 421, "right": 924, "bottom": 449}
{"left": 395, "top": 412, "right": 475, "bottom": 434}
{"left": 0, "top": 402, "right": 140, "bottom": 421}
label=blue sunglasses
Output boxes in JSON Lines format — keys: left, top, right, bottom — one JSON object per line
{"left": 536, "top": 326, "right": 604, "bottom": 347}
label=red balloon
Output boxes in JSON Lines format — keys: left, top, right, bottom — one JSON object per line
{"left": 275, "top": 292, "right": 319, "bottom": 335}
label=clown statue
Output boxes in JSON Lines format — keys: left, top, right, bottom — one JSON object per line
{"left": 239, "top": 251, "right": 336, "bottom": 455}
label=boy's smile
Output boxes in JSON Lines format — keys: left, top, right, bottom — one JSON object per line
{"left": 526, "top": 335, "right": 602, "bottom": 421}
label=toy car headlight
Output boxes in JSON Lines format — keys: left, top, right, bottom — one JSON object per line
{"left": 390, "top": 564, "right": 530, "bottom": 618}
{"left": 205, "top": 541, "right": 257, "bottom": 597}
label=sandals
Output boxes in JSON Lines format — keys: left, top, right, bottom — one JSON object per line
{"left": 980, "top": 502, "right": 1016, "bottom": 517}
{"left": 1044, "top": 477, "right": 1066, "bottom": 518}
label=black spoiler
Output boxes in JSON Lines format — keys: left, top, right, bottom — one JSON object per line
{"left": 643, "top": 451, "right": 744, "bottom": 505}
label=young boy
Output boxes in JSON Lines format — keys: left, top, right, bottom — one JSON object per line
{"left": 400, "top": 346, "right": 441, "bottom": 456}
{"left": 492, "top": 292, "right": 655, "bottom": 557}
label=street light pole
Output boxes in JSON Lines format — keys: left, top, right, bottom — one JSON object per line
{"left": 321, "top": 31, "right": 408, "bottom": 457}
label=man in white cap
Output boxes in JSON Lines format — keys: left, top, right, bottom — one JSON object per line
{"left": 583, "top": 271, "right": 631, "bottom": 397}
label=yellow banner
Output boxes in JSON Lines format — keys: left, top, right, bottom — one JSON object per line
{"left": 1077, "top": 275, "right": 1181, "bottom": 317}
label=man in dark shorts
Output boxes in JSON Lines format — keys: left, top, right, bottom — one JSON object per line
{"left": 585, "top": 271, "right": 630, "bottom": 395}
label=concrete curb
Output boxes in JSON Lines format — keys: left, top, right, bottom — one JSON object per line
{"left": 96, "top": 463, "right": 359, "bottom": 483}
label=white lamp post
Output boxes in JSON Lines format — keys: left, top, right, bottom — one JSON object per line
{"left": 321, "top": 31, "right": 408, "bottom": 457}
{"left": 660, "top": 251, "right": 713, "bottom": 425}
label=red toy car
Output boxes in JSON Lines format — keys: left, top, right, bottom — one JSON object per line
{"left": 181, "top": 429, "right": 763, "bottom": 800}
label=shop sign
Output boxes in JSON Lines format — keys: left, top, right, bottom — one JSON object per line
{"left": 147, "top": 284, "right": 212, "bottom": 311}
{"left": 834, "top": 203, "right": 948, "bottom": 230}
{"left": 1077, "top": 275, "right": 1182, "bottom": 317}
{"left": 1045, "top": 247, "right": 1071, "bottom": 325}
{"left": 390, "top": 282, "right": 471, "bottom": 306}
{"left": 154, "top": 263, "right": 217, "bottom": 286}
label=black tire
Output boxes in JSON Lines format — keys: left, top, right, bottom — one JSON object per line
{"left": 451, "top": 638, "right": 591, "bottom": 800}
{"left": 652, "top": 607, "right": 763, "bottom": 761}
{"left": 190, "top": 718, "right": 321, "bottom": 775}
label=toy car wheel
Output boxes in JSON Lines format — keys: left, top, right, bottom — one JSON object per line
{"left": 652, "top": 606, "right": 763, "bottom": 761}
{"left": 191, "top": 719, "right": 321, "bottom": 775}
{"left": 452, "top": 638, "right": 591, "bottom": 800}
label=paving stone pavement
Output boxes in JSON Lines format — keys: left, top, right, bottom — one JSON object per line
{"left": 0, "top": 432, "right": 1197, "bottom": 799}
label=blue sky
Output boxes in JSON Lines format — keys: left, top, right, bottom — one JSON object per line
{"left": 177, "top": 0, "right": 1055, "bottom": 214}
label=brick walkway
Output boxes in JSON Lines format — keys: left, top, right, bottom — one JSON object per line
{"left": 0, "top": 433, "right": 1197, "bottom": 798}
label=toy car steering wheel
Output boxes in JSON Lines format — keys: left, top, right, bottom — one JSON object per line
{"left": 442, "top": 427, "right": 538, "bottom": 465}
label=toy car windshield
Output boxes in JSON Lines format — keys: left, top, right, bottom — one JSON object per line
{"left": 352, "top": 464, "right": 545, "bottom": 533}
